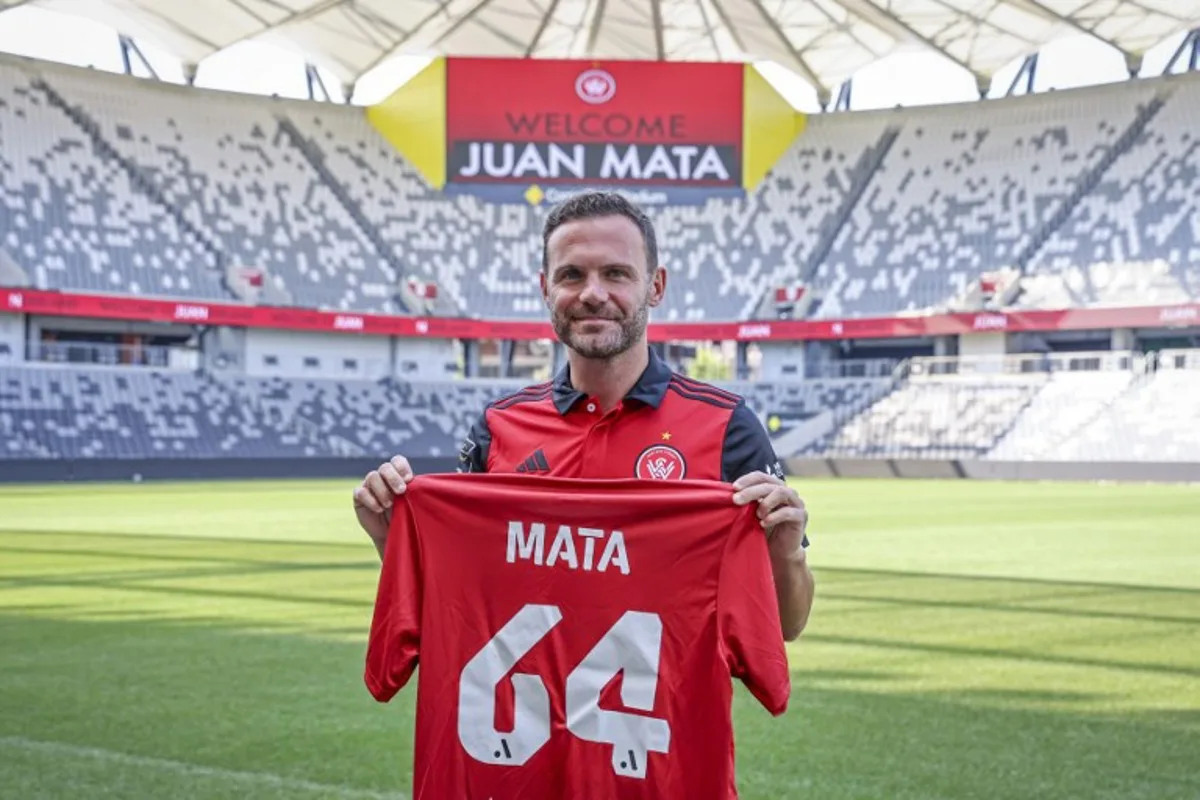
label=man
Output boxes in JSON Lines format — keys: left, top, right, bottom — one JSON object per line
{"left": 353, "top": 190, "right": 814, "bottom": 641}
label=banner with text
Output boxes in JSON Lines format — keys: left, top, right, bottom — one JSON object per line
{"left": 444, "top": 58, "right": 744, "bottom": 204}
{"left": 4, "top": 288, "right": 1197, "bottom": 343}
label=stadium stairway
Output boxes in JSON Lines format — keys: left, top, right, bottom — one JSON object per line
{"left": 275, "top": 114, "right": 416, "bottom": 315}
{"left": 0, "top": 246, "right": 28, "bottom": 287}
{"left": 773, "top": 376, "right": 899, "bottom": 457}
{"left": 800, "top": 125, "right": 901, "bottom": 289}
{"left": 809, "top": 364, "right": 1048, "bottom": 459}
{"left": 1008, "top": 362, "right": 1154, "bottom": 460}
{"left": 1011, "top": 91, "right": 1169, "bottom": 279}
{"left": 32, "top": 77, "right": 234, "bottom": 299}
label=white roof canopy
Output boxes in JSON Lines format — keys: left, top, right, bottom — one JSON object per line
{"left": 5, "top": 0, "right": 1199, "bottom": 97}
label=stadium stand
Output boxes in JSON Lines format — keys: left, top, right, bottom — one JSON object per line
{"left": 1048, "top": 351, "right": 1200, "bottom": 462}
{"left": 3, "top": 57, "right": 1199, "bottom": 323}
{"left": 985, "top": 366, "right": 1138, "bottom": 460}
{"left": 1022, "top": 74, "right": 1200, "bottom": 309}
{"left": 39, "top": 63, "right": 402, "bottom": 314}
{"left": 0, "top": 366, "right": 331, "bottom": 459}
{"left": 817, "top": 373, "right": 1047, "bottom": 459}
{"left": 0, "top": 61, "right": 226, "bottom": 301}
{"left": 811, "top": 81, "right": 1165, "bottom": 318}
{"left": 285, "top": 93, "right": 891, "bottom": 322}
{"left": 0, "top": 358, "right": 893, "bottom": 463}
{"left": 2, "top": 54, "right": 1199, "bottom": 476}
{"left": 3, "top": 348, "right": 1198, "bottom": 466}
{"left": 214, "top": 374, "right": 521, "bottom": 458}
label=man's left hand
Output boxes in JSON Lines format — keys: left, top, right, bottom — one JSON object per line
{"left": 732, "top": 471, "right": 809, "bottom": 562}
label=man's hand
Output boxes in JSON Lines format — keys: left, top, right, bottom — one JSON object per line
{"left": 733, "top": 471, "right": 814, "bottom": 641}
{"left": 353, "top": 455, "right": 415, "bottom": 560}
{"left": 732, "top": 470, "right": 809, "bottom": 557}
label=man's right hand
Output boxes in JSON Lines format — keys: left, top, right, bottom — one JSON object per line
{"left": 353, "top": 455, "right": 414, "bottom": 558}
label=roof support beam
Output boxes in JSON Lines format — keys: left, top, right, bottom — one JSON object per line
{"left": 800, "top": 0, "right": 889, "bottom": 72}
{"left": 1006, "top": 52, "right": 1038, "bottom": 95}
{"left": 705, "top": 0, "right": 748, "bottom": 55}
{"left": 353, "top": 6, "right": 407, "bottom": 40}
{"left": 354, "top": 1, "right": 460, "bottom": 79}
{"left": 526, "top": 0, "right": 566, "bottom": 55}
{"left": 1011, "top": 0, "right": 1132, "bottom": 59}
{"left": 585, "top": 0, "right": 609, "bottom": 53}
{"left": 226, "top": 0, "right": 273, "bottom": 27}
{"left": 740, "top": 0, "right": 826, "bottom": 93}
{"left": 134, "top": 4, "right": 226, "bottom": 51}
{"left": 694, "top": 0, "right": 725, "bottom": 60}
{"left": 426, "top": 0, "right": 502, "bottom": 50}
{"left": 463, "top": 15, "right": 528, "bottom": 50}
{"left": 649, "top": 0, "right": 665, "bottom": 59}
{"left": 207, "top": 0, "right": 346, "bottom": 55}
{"left": 1163, "top": 27, "right": 1200, "bottom": 74}
{"left": 837, "top": 0, "right": 980, "bottom": 81}
{"left": 0, "top": 0, "right": 42, "bottom": 13}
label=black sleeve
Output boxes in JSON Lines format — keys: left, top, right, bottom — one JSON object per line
{"left": 722, "top": 400, "right": 808, "bottom": 547}
{"left": 721, "top": 400, "right": 784, "bottom": 483}
{"left": 455, "top": 410, "right": 492, "bottom": 474}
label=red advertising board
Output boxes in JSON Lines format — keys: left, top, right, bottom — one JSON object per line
{"left": 445, "top": 58, "right": 744, "bottom": 189}
{"left": 3, "top": 288, "right": 1197, "bottom": 343}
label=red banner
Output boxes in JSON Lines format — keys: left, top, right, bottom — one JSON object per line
{"left": 445, "top": 57, "right": 743, "bottom": 189}
{"left": 2, "top": 288, "right": 1197, "bottom": 343}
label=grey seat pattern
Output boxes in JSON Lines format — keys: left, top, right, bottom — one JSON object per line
{"left": 0, "top": 364, "right": 882, "bottom": 461}
{"left": 0, "top": 63, "right": 225, "bottom": 300}
{"left": 1048, "top": 368, "right": 1200, "bottom": 462}
{"left": 4, "top": 359, "right": 1199, "bottom": 463}
{"left": 215, "top": 375, "right": 519, "bottom": 458}
{"left": 984, "top": 370, "right": 1135, "bottom": 460}
{"left": 4, "top": 58, "right": 1198, "bottom": 321}
{"left": 812, "top": 82, "right": 1163, "bottom": 318}
{"left": 1022, "top": 76, "right": 1200, "bottom": 309}
{"left": 818, "top": 375, "right": 1046, "bottom": 459}
{"left": 0, "top": 367, "right": 328, "bottom": 459}
{"left": 285, "top": 106, "right": 887, "bottom": 322}
{"left": 44, "top": 66, "right": 400, "bottom": 314}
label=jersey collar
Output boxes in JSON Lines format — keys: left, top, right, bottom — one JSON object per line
{"left": 552, "top": 346, "right": 674, "bottom": 415}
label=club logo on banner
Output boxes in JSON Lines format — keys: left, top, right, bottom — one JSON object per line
{"left": 444, "top": 58, "right": 744, "bottom": 205}
{"left": 575, "top": 69, "right": 616, "bottom": 104}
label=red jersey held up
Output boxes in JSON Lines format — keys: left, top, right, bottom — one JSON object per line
{"left": 365, "top": 472, "right": 791, "bottom": 800}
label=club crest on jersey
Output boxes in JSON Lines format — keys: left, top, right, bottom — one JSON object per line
{"left": 635, "top": 445, "right": 687, "bottom": 481}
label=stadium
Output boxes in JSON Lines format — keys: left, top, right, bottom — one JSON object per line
{"left": 1, "top": 0, "right": 1198, "bottom": 798}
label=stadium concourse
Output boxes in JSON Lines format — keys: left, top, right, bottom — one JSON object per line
{"left": 1, "top": 53, "right": 1200, "bottom": 481}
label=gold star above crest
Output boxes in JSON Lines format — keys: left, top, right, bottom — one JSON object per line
{"left": 661, "top": 431, "right": 672, "bottom": 441}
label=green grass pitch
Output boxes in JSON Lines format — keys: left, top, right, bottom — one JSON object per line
{"left": 1, "top": 477, "right": 1198, "bottom": 799}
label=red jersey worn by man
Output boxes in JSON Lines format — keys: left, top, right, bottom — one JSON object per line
{"left": 458, "top": 347, "right": 779, "bottom": 484}
{"left": 365, "top": 472, "right": 791, "bottom": 800}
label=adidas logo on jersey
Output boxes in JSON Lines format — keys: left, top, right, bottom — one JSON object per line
{"left": 515, "top": 448, "right": 550, "bottom": 474}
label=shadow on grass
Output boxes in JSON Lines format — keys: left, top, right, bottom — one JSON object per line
{"left": 0, "top": 528, "right": 370, "bottom": 551}
{"left": 806, "top": 633, "right": 1200, "bottom": 679}
{"left": 818, "top": 566, "right": 1200, "bottom": 596}
{"left": 0, "top": 559, "right": 376, "bottom": 591}
{"left": 1, "top": 613, "right": 1196, "bottom": 800}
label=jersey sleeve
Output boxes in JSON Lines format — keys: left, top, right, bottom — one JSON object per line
{"left": 364, "top": 494, "right": 423, "bottom": 702}
{"left": 721, "top": 399, "right": 808, "bottom": 548}
{"left": 716, "top": 509, "right": 791, "bottom": 716}
{"left": 456, "top": 410, "right": 493, "bottom": 474}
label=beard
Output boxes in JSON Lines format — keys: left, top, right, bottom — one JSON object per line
{"left": 552, "top": 298, "right": 651, "bottom": 360}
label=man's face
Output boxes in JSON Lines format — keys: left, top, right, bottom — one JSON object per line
{"left": 541, "top": 215, "right": 666, "bottom": 360}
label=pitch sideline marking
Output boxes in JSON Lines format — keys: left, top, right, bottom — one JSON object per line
{"left": 0, "top": 736, "right": 407, "bottom": 799}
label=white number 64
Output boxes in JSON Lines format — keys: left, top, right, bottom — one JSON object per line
{"left": 457, "top": 604, "right": 671, "bottom": 780}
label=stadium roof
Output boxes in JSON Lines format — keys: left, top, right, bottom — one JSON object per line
{"left": 5, "top": 0, "right": 1199, "bottom": 99}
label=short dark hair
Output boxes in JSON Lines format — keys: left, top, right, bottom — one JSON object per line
{"left": 541, "top": 191, "right": 658, "bottom": 274}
